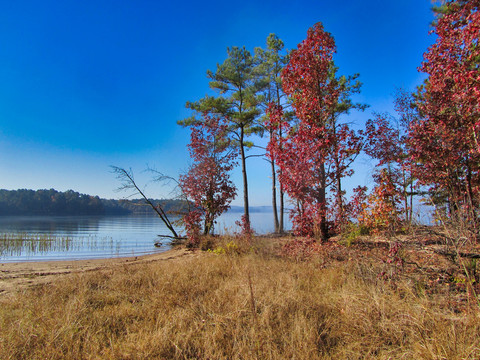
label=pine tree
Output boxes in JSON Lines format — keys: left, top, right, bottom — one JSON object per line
{"left": 180, "top": 46, "right": 262, "bottom": 226}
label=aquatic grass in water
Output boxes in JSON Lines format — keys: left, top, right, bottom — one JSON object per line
{"left": 0, "top": 233, "right": 72, "bottom": 257}
{"left": 0, "top": 233, "right": 118, "bottom": 259}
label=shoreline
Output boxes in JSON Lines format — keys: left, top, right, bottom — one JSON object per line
{"left": 0, "top": 246, "right": 191, "bottom": 296}
{"left": 0, "top": 247, "right": 171, "bottom": 265}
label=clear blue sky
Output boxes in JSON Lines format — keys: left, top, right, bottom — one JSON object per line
{"left": 0, "top": 0, "right": 435, "bottom": 206}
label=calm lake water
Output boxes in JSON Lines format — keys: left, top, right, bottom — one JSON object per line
{"left": 0, "top": 211, "right": 289, "bottom": 262}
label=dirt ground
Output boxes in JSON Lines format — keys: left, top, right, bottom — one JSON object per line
{"left": 0, "top": 247, "right": 193, "bottom": 296}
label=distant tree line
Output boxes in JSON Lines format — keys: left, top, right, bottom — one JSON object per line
{"left": 0, "top": 189, "right": 188, "bottom": 216}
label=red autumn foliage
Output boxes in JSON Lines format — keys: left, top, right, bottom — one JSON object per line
{"left": 361, "top": 112, "right": 412, "bottom": 229}
{"left": 235, "top": 214, "right": 254, "bottom": 240}
{"left": 267, "top": 22, "right": 363, "bottom": 240}
{"left": 179, "top": 114, "right": 237, "bottom": 243}
{"left": 326, "top": 123, "right": 363, "bottom": 232}
{"left": 411, "top": 0, "right": 480, "bottom": 222}
{"left": 363, "top": 114, "right": 403, "bottom": 167}
{"left": 271, "top": 23, "right": 337, "bottom": 240}
{"left": 182, "top": 209, "right": 203, "bottom": 246}
{"left": 358, "top": 169, "right": 405, "bottom": 234}
{"left": 349, "top": 185, "right": 369, "bottom": 221}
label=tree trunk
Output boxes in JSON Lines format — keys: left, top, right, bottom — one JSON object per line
{"left": 465, "top": 162, "right": 478, "bottom": 232}
{"left": 275, "top": 81, "right": 284, "bottom": 234}
{"left": 403, "top": 169, "right": 409, "bottom": 225}
{"left": 204, "top": 211, "right": 214, "bottom": 235}
{"left": 335, "top": 170, "right": 343, "bottom": 232}
{"left": 240, "top": 126, "right": 250, "bottom": 225}
{"left": 279, "top": 187, "right": 285, "bottom": 233}
{"left": 319, "top": 162, "right": 328, "bottom": 241}
{"left": 409, "top": 174, "right": 415, "bottom": 224}
{"left": 271, "top": 158, "right": 279, "bottom": 233}
{"left": 332, "top": 124, "right": 344, "bottom": 233}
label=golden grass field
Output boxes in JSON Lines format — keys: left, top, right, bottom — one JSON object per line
{"left": 0, "top": 232, "right": 479, "bottom": 359}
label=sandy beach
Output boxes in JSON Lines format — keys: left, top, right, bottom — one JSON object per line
{"left": 0, "top": 247, "right": 191, "bottom": 296}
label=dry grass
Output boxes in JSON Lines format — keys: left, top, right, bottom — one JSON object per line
{"left": 0, "top": 234, "right": 479, "bottom": 359}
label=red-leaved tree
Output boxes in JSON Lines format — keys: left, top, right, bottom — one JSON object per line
{"left": 361, "top": 113, "right": 408, "bottom": 230}
{"left": 267, "top": 22, "right": 363, "bottom": 240}
{"left": 357, "top": 169, "right": 404, "bottom": 234}
{"left": 326, "top": 120, "right": 363, "bottom": 232}
{"left": 359, "top": 87, "right": 421, "bottom": 231}
{"left": 280, "top": 22, "right": 337, "bottom": 240}
{"left": 411, "top": 0, "right": 480, "bottom": 226}
{"left": 179, "top": 114, "right": 237, "bottom": 243}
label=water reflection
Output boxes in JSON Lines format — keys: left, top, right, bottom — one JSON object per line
{"left": 0, "top": 216, "right": 101, "bottom": 234}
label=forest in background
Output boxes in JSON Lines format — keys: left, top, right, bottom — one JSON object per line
{"left": 0, "top": 189, "right": 188, "bottom": 216}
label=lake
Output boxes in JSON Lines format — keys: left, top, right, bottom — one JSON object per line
{"left": 0, "top": 211, "right": 290, "bottom": 262}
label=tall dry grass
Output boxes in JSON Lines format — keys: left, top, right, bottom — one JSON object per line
{"left": 0, "top": 236, "right": 479, "bottom": 359}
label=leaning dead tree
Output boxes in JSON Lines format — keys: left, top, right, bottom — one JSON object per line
{"left": 111, "top": 166, "right": 184, "bottom": 241}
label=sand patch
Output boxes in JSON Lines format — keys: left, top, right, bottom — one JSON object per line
{"left": 0, "top": 247, "right": 191, "bottom": 296}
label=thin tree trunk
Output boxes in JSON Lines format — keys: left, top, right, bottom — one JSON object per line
{"left": 278, "top": 126, "right": 284, "bottom": 233}
{"left": 332, "top": 124, "right": 344, "bottom": 233}
{"left": 409, "top": 181, "right": 414, "bottom": 224}
{"left": 333, "top": 148, "right": 343, "bottom": 232}
{"left": 271, "top": 158, "right": 279, "bottom": 233}
{"left": 275, "top": 78, "right": 284, "bottom": 234}
{"left": 240, "top": 127, "right": 250, "bottom": 225}
{"left": 403, "top": 169, "right": 409, "bottom": 225}
{"left": 335, "top": 170, "right": 343, "bottom": 231}
{"left": 279, "top": 187, "right": 285, "bottom": 233}
{"left": 465, "top": 163, "right": 477, "bottom": 232}
{"left": 319, "top": 162, "right": 328, "bottom": 242}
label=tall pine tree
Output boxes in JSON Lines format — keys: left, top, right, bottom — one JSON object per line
{"left": 179, "top": 47, "right": 262, "bottom": 226}
{"left": 255, "top": 34, "right": 290, "bottom": 233}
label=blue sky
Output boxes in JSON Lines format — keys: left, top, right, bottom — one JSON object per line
{"left": 0, "top": 0, "right": 435, "bottom": 206}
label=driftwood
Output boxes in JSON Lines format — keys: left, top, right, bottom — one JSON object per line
{"left": 157, "top": 234, "right": 187, "bottom": 240}
{"left": 156, "top": 234, "right": 187, "bottom": 246}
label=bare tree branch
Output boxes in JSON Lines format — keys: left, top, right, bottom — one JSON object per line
{"left": 111, "top": 166, "right": 182, "bottom": 240}
{"left": 245, "top": 153, "right": 266, "bottom": 159}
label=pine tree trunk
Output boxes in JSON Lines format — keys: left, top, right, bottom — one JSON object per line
{"left": 240, "top": 127, "right": 250, "bottom": 225}
{"left": 275, "top": 81, "right": 284, "bottom": 234}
